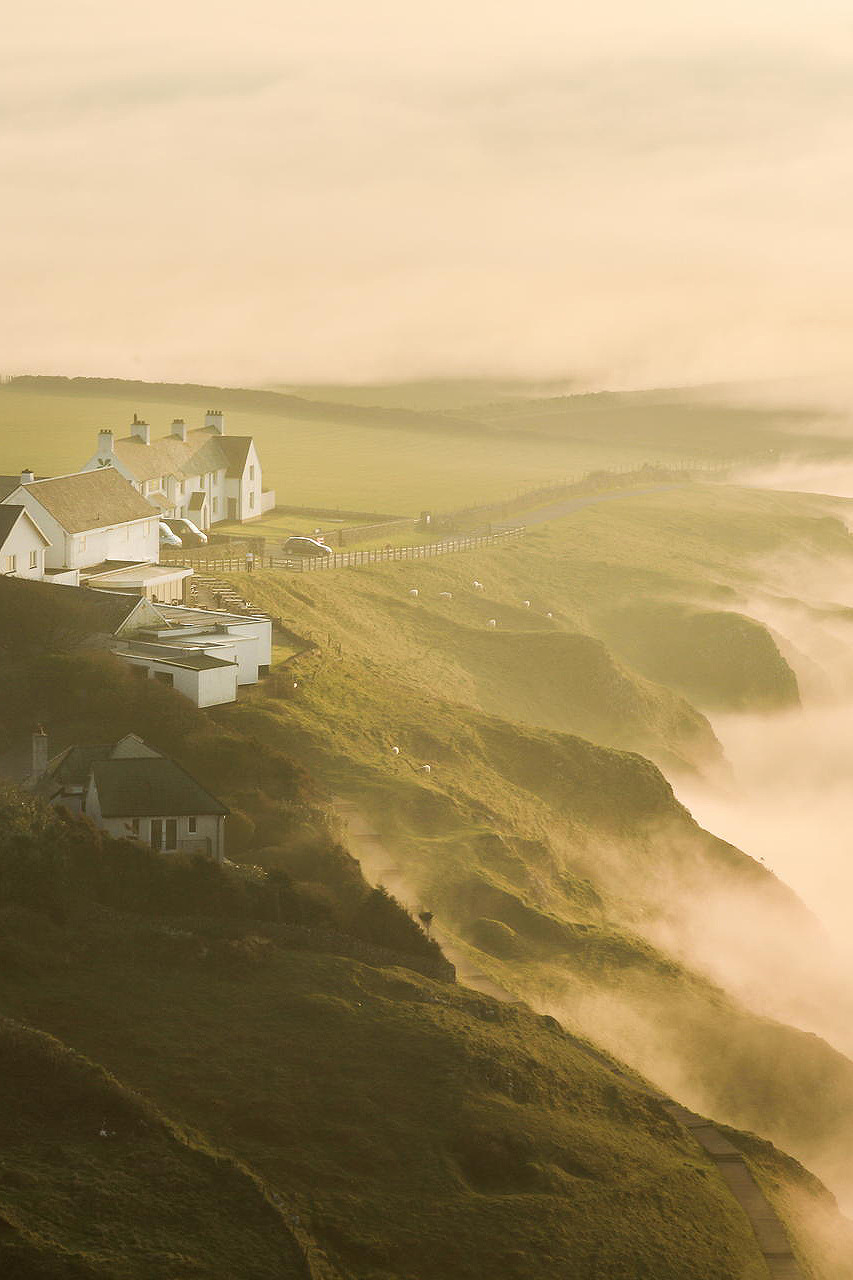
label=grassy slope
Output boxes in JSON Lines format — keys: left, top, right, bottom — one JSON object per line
{"left": 0, "top": 1016, "right": 310, "bottom": 1279}
{"left": 201, "top": 484, "right": 853, "bottom": 1200}
{"left": 0, "top": 911, "right": 814, "bottom": 1280}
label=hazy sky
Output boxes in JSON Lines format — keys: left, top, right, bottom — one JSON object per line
{"left": 5, "top": 1, "right": 853, "bottom": 386}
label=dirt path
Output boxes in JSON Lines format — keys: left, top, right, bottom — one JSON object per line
{"left": 331, "top": 796, "right": 806, "bottom": 1279}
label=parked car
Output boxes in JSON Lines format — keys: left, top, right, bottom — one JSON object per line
{"left": 159, "top": 521, "right": 183, "bottom": 547}
{"left": 164, "top": 516, "right": 208, "bottom": 546}
{"left": 282, "top": 536, "right": 333, "bottom": 558}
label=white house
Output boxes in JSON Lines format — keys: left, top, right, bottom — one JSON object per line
{"left": 31, "top": 731, "right": 228, "bottom": 860}
{"left": 3, "top": 468, "right": 159, "bottom": 571}
{"left": 0, "top": 578, "right": 272, "bottom": 709}
{"left": 0, "top": 505, "right": 51, "bottom": 579}
{"left": 116, "top": 641, "right": 240, "bottom": 708}
{"left": 81, "top": 409, "right": 275, "bottom": 530}
{"left": 0, "top": 467, "right": 191, "bottom": 601}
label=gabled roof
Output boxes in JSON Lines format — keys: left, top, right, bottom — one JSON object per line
{"left": 109, "top": 428, "right": 255, "bottom": 484}
{"left": 91, "top": 756, "right": 229, "bottom": 818}
{"left": 16, "top": 469, "right": 157, "bottom": 533}
{"left": 216, "top": 435, "right": 253, "bottom": 475}
{"left": 0, "top": 505, "right": 51, "bottom": 550}
{"left": 112, "top": 429, "right": 225, "bottom": 485}
{"left": 41, "top": 744, "right": 113, "bottom": 788}
{"left": 0, "top": 477, "right": 23, "bottom": 502}
{"left": 0, "top": 578, "right": 164, "bottom": 640}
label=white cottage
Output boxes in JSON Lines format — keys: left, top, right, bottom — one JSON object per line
{"left": 32, "top": 731, "right": 228, "bottom": 860}
{"left": 0, "top": 504, "right": 51, "bottom": 579}
{"left": 81, "top": 409, "right": 275, "bottom": 529}
{"left": 3, "top": 468, "right": 159, "bottom": 571}
{"left": 0, "top": 468, "right": 191, "bottom": 601}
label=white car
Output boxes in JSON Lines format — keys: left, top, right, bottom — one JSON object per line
{"left": 164, "top": 516, "right": 208, "bottom": 546}
{"left": 159, "top": 521, "right": 183, "bottom": 547}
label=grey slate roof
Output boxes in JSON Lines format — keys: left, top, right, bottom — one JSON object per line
{"left": 0, "top": 505, "right": 24, "bottom": 546}
{"left": 0, "top": 477, "right": 23, "bottom": 502}
{"left": 91, "top": 756, "right": 229, "bottom": 818}
{"left": 43, "top": 744, "right": 113, "bottom": 787}
{"left": 0, "top": 505, "right": 51, "bottom": 552}
{"left": 0, "top": 577, "right": 156, "bottom": 638}
{"left": 20, "top": 469, "right": 157, "bottom": 533}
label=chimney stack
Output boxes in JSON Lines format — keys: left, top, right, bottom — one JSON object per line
{"left": 20, "top": 468, "right": 35, "bottom": 485}
{"left": 170, "top": 418, "right": 188, "bottom": 442}
{"left": 204, "top": 409, "right": 225, "bottom": 435}
{"left": 130, "top": 414, "right": 151, "bottom": 445}
{"left": 31, "top": 726, "right": 48, "bottom": 779}
{"left": 97, "top": 429, "right": 114, "bottom": 461}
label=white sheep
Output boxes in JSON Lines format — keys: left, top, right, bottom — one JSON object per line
{"left": 409, "top": 588, "right": 419, "bottom": 598}
{"left": 522, "top": 600, "right": 531, "bottom": 608}
{"left": 486, "top": 619, "right": 497, "bottom": 629}
{"left": 545, "top": 611, "right": 553, "bottom": 620}
{"left": 472, "top": 580, "right": 485, "bottom": 591}
{"left": 439, "top": 591, "right": 453, "bottom": 600}
{"left": 391, "top": 746, "right": 401, "bottom": 755}
{"left": 418, "top": 763, "right": 432, "bottom": 774}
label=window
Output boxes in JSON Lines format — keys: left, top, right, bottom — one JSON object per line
{"left": 130, "top": 818, "right": 140, "bottom": 836}
{"left": 154, "top": 671, "right": 174, "bottom": 687}
{"left": 4, "top": 554, "right": 16, "bottom": 573}
{"left": 248, "top": 492, "right": 255, "bottom": 510}
{"left": 249, "top": 465, "right": 255, "bottom": 481}
{"left": 78, "top": 536, "right": 86, "bottom": 552}
{"left": 212, "top": 497, "right": 219, "bottom": 514}
{"left": 29, "top": 550, "right": 38, "bottom": 569}
{"left": 188, "top": 816, "right": 197, "bottom": 834}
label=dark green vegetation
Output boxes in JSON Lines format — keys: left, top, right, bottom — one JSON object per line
{"left": 0, "top": 789, "right": 838, "bottom": 1280}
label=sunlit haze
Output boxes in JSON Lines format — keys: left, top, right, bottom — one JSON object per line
{"left": 5, "top": 1, "right": 853, "bottom": 385}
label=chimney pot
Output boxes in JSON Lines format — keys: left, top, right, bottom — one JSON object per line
{"left": 20, "top": 468, "right": 35, "bottom": 485}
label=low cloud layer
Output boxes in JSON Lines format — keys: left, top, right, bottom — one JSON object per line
{"left": 5, "top": 2, "right": 853, "bottom": 385}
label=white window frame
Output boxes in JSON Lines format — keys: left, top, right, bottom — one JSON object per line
{"left": 29, "top": 549, "right": 38, "bottom": 569}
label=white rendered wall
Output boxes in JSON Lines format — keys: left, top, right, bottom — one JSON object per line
{"left": 0, "top": 518, "right": 46, "bottom": 578}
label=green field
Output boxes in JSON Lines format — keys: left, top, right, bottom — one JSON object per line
{"left": 2, "top": 375, "right": 848, "bottom": 516}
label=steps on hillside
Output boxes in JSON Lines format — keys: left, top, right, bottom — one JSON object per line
{"left": 189, "top": 573, "right": 261, "bottom": 615}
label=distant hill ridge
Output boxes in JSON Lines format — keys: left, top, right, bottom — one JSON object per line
{"left": 7, "top": 375, "right": 495, "bottom": 438}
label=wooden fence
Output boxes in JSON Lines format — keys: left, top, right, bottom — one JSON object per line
{"left": 170, "top": 525, "right": 526, "bottom": 574}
